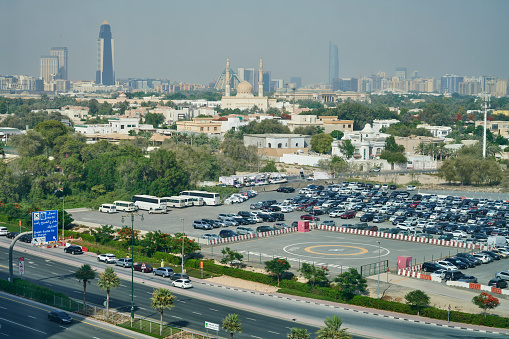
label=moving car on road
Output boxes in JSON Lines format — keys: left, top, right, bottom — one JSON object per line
{"left": 64, "top": 245, "right": 82, "bottom": 255}
{"left": 97, "top": 253, "right": 117, "bottom": 263}
{"left": 48, "top": 311, "right": 72, "bottom": 324}
{"left": 153, "top": 267, "right": 175, "bottom": 278}
{"left": 115, "top": 258, "right": 133, "bottom": 268}
{"left": 133, "top": 262, "right": 153, "bottom": 273}
{"left": 172, "top": 279, "right": 193, "bottom": 289}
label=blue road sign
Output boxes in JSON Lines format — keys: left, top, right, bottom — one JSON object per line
{"left": 32, "top": 210, "right": 59, "bottom": 243}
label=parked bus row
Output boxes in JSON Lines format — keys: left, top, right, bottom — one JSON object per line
{"left": 99, "top": 190, "right": 220, "bottom": 213}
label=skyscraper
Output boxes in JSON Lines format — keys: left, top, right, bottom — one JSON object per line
{"left": 329, "top": 42, "right": 339, "bottom": 85}
{"left": 40, "top": 55, "right": 59, "bottom": 83}
{"left": 50, "top": 47, "right": 68, "bottom": 80}
{"left": 290, "top": 77, "right": 302, "bottom": 89}
{"left": 96, "top": 20, "right": 115, "bottom": 85}
{"left": 395, "top": 67, "right": 407, "bottom": 80}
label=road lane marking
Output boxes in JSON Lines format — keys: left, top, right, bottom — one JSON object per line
{"left": 171, "top": 316, "right": 182, "bottom": 319}
{"left": 250, "top": 336, "right": 262, "bottom": 339}
{"left": 0, "top": 317, "right": 46, "bottom": 334}
{"left": 209, "top": 308, "right": 219, "bottom": 312}
{"left": 28, "top": 315, "right": 36, "bottom": 319}
{"left": 0, "top": 306, "right": 6, "bottom": 310}
{"left": 192, "top": 312, "right": 201, "bottom": 315}
{"left": 246, "top": 317, "right": 256, "bottom": 321}
{"left": 268, "top": 331, "right": 280, "bottom": 334}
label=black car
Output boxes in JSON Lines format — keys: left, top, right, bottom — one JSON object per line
{"left": 454, "top": 256, "right": 476, "bottom": 268}
{"left": 6, "top": 232, "right": 19, "bottom": 239}
{"left": 48, "top": 311, "right": 72, "bottom": 324}
{"left": 237, "top": 211, "right": 253, "bottom": 218}
{"left": 258, "top": 213, "right": 276, "bottom": 222}
{"left": 360, "top": 213, "right": 374, "bottom": 222}
{"left": 456, "top": 253, "right": 482, "bottom": 265}
{"left": 276, "top": 187, "right": 295, "bottom": 193}
{"left": 219, "top": 230, "right": 238, "bottom": 238}
{"left": 170, "top": 273, "right": 190, "bottom": 281}
{"left": 422, "top": 262, "right": 442, "bottom": 272}
{"left": 202, "top": 219, "right": 221, "bottom": 228}
{"left": 64, "top": 245, "right": 83, "bottom": 255}
{"left": 488, "top": 278, "right": 508, "bottom": 289}
{"left": 256, "top": 225, "right": 275, "bottom": 233}
{"left": 270, "top": 212, "right": 285, "bottom": 221}
{"left": 423, "top": 227, "right": 438, "bottom": 234}
{"left": 389, "top": 185, "right": 397, "bottom": 190}
{"left": 19, "top": 234, "right": 33, "bottom": 243}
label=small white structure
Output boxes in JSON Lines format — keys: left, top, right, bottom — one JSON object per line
{"left": 417, "top": 124, "right": 452, "bottom": 138}
{"left": 244, "top": 134, "right": 311, "bottom": 149}
{"left": 332, "top": 123, "right": 389, "bottom": 160}
{"left": 372, "top": 119, "right": 400, "bottom": 133}
{"left": 75, "top": 117, "right": 152, "bottom": 135}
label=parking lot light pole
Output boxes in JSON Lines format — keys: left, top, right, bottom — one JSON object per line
{"left": 377, "top": 241, "right": 381, "bottom": 299}
{"left": 122, "top": 212, "right": 143, "bottom": 321}
{"left": 180, "top": 218, "right": 184, "bottom": 274}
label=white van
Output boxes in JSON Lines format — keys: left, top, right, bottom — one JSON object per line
{"left": 99, "top": 204, "right": 117, "bottom": 213}
{"left": 114, "top": 201, "right": 136, "bottom": 212}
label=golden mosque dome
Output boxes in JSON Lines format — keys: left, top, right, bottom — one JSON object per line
{"left": 236, "top": 81, "right": 253, "bottom": 95}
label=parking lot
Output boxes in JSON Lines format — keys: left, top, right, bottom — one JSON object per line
{"left": 70, "top": 184, "right": 509, "bottom": 287}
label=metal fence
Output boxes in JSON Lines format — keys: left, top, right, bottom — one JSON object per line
{"left": 359, "top": 260, "right": 389, "bottom": 277}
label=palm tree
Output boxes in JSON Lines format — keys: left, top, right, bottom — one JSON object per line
{"left": 150, "top": 288, "right": 176, "bottom": 335}
{"left": 315, "top": 316, "right": 351, "bottom": 339}
{"left": 415, "top": 142, "right": 426, "bottom": 156}
{"left": 222, "top": 313, "right": 242, "bottom": 339}
{"left": 75, "top": 264, "right": 96, "bottom": 311}
{"left": 287, "top": 327, "right": 310, "bottom": 339}
{"left": 97, "top": 267, "right": 120, "bottom": 318}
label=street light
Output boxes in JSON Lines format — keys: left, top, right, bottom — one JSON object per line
{"left": 377, "top": 241, "right": 381, "bottom": 299}
{"left": 180, "top": 218, "right": 185, "bottom": 274}
{"left": 121, "top": 211, "right": 144, "bottom": 321}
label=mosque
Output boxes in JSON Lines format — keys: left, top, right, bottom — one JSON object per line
{"left": 220, "top": 58, "right": 276, "bottom": 111}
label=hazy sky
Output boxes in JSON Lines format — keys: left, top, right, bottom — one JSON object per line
{"left": 1, "top": 0, "right": 508, "bottom": 86}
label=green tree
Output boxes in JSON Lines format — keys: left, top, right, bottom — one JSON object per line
{"left": 88, "top": 99, "right": 99, "bottom": 115}
{"left": 220, "top": 247, "right": 244, "bottom": 266}
{"left": 9, "top": 130, "right": 45, "bottom": 157}
{"left": 472, "top": 292, "right": 500, "bottom": 317}
{"left": 338, "top": 139, "right": 355, "bottom": 159}
{"left": 150, "top": 288, "right": 176, "bottom": 335}
{"left": 404, "top": 290, "right": 430, "bottom": 316}
{"left": 222, "top": 313, "right": 242, "bottom": 339}
{"left": 293, "top": 125, "right": 324, "bottom": 135}
{"left": 333, "top": 268, "right": 367, "bottom": 297}
{"left": 330, "top": 130, "right": 344, "bottom": 140}
{"left": 315, "top": 316, "right": 351, "bottom": 339}
{"left": 75, "top": 264, "right": 96, "bottom": 309}
{"left": 242, "top": 119, "right": 291, "bottom": 134}
{"left": 33, "top": 120, "right": 68, "bottom": 149}
{"left": 380, "top": 135, "right": 407, "bottom": 169}
{"left": 91, "top": 225, "right": 116, "bottom": 244}
{"left": 97, "top": 267, "right": 121, "bottom": 317}
{"left": 144, "top": 112, "right": 165, "bottom": 128}
{"left": 299, "top": 263, "right": 329, "bottom": 287}
{"left": 261, "top": 161, "right": 278, "bottom": 172}
{"left": 310, "top": 133, "right": 333, "bottom": 154}
{"left": 287, "top": 328, "right": 310, "bottom": 339}
{"left": 264, "top": 258, "right": 291, "bottom": 285}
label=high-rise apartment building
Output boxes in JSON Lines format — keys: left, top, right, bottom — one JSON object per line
{"left": 50, "top": 47, "right": 68, "bottom": 80}
{"left": 290, "top": 77, "right": 302, "bottom": 89}
{"left": 40, "top": 55, "right": 59, "bottom": 83}
{"left": 441, "top": 74, "right": 463, "bottom": 94}
{"left": 237, "top": 68, "right": 255, "bottom": 86}
{"left": 395, "top": 67, "right": 407, "bottom": 80}
{"left": 96, "top": 20, "right": 115, "bottom": 85}
{"left": 329, "top": 42, "right": 339, "bottom": 85}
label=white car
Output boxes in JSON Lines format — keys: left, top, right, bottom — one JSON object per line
{"left": 452, "top": 230, "right": 467, "bottom": 238}
{"left": 430, "top": 269, "right": 447, "bottom": 279}
{"left": 381, "top": 184, "right": 388, "bottom": 190}
{"left": 436, "top": 260, "right": 457, "bottom": 271}
{"left": 148, "top": 207, "right": 167, "bottom": 214}
{"left": 172, "top": 279, "right": 193, "bottom": 289}
{"left": 396, "top": 224, "right": 415, "bottom": 232}
{"left": 407, "top": 185, "right": 416, "bottom": 191}
{"left": 280, "top": 205, "right": 294, "bottom": 213}
{"left": 201, "top": 233, "right": 220, "bottom": 240}
{"left": 472, "top": 253, "right": 492, "bottom": 263}
{"left": 97, "top": 253, "right": 117, "bottom": 263}
{"left": 495, "top": 271, "right": 509, "bottom": 280}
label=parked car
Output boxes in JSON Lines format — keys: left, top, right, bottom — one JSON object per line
{"left": 171, "top": 273, "right": 190, "bottom": 281}
{"left": 192, "top": 220, "right": 212, "bottom": 230}
{"left": 488, "top": 278, "right": 508, "bottom": 288}
{"left": 441, "top": 270, "right": 465, "bottom": 281}
{"left": 443, "top": 258, "right": 468, "bottom": 270}
{"left": 133, "top": 262, "right": 153, "bottom": 273}
{"left": 273, "top": 222, "right": 291, "bottom": 230}
{"left": 436, "top": 260, "right": 457, "bottom": 271}
{"left": 201, "top": 233, "right": 220, "bottom": 240}
{"left": 472, "top": 253, "right": 492, "bottom": 263}
{"left": 495, "top": 271, "right": 509, "bottom": 280}
{"left": 458, "top": 275, "right": 478, "bottom": 283}
{"left": 256, "top": 225, "right": 274, "bottom": 233}
{"left": 389, "top": 185, "right": 397, "bottom": 190}
{"left": 64, "top": 245, "right": 82, "bottom": 255}
{"left": 481, "top": 250, "right": 501, "bottom": 260}
{"left": 453, "top": 256, "right": 476, "bottom": 268}
{"left": 340, "top": 210, "right": 356, "bottom": 219}
{"left": 48, "top": 311, "right": 72, "bottom": 324}
{"left": 153, "top": 267, "right": 174, "bottom": 278}
{"left": 421, "top": 262, "right": 443, "bottom": 272}
{"left": 300, "top": 214, "right": 320, "bottom": 221}
{"left": 219, "top": 230, "right": 238, "bottom": 238}
{"left": 276, "top": 187, "right": 295, "bottom": 193}
{"left": 115, "top": 258, "right": 133, "bottom": 268}
{"left": 172, "top": 279, "right": 193, "bottom": 289}
{"left": 148, "top": 207, "right": 167, "bottom": 214}
{"left": 236, "top": 226, "right": 256, "bottom": 235}
{"left": 97, "top": 253, "right": 117, "bottom": 263}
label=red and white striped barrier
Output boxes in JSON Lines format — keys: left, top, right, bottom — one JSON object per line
{"left": 208, "top": 227, "right": 297, "bottom": 245}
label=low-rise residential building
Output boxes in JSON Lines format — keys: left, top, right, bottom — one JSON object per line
{"left": 318, "top": 116, "right": 354, "bottom": 134}
{"left": 416, "top": 124, "right": 452, "bottom": 138}
{"left": 244, "top": 134, "right": 310, "bottom": 149}
{"left": 286, "top": 114, "right": 322, "bottom": 132}
{"left": 58, "top": 106, "right": 89, "bottom": 123}
{"left": 175, "top": 117, "right": 222, "bottom": 134}
{"left": 394, "top": 135, "right": 444, "bottom": 154}
{"left": 474, "top": 120, "right": 509, "bottom": 139}
{"left": 372, "top": 119, "right": 400, "bottom": 133}
{"left": 332, "top": 123, "right": 389, "bottom": 160}
{"left": 75, "top": 117, "right": 148, "bottom": 136}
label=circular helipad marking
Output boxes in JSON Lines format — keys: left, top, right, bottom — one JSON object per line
{"left": 304, "top": 245, "right": 369, "bottom": 256}
{"left": 283, "top": 242, "right": 390, "bottom": 260}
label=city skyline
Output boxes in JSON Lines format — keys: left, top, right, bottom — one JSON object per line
{"left": 1, "top": 0, "right": 508, "bottom": 85}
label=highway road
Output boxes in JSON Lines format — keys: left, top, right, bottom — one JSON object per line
{"left": 0, "top": 291, "right": 152, "bottom": 339}
{"left": 1, "top": 239, "right": 508, "bottom": 338}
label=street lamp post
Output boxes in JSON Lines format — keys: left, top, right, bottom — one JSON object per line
{"left": 180, "top": 218, "right": 184, "bottom": 274}
{"left": 121, "top": 212, "right": 143, "bottom": 322}
{"left": 377, "top": 241, "right": 381, "bottom": 299}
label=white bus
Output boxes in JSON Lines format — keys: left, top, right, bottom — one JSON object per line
{"left": 179, "top": 190, "right": 220, "bottom": 206}
{"left": 176, "top": 196, "right": 205, "bottom": 207}
{"left": 132, "top": 195, "right": 167, "bottom": 211}
{"left": 114, "top": 200, "right": 137, "bottom": 212}
{"left": 162, "top": 196, "right": 187, "bottom": 208}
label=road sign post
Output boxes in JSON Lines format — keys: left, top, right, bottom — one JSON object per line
{"left": 32, "top": 210, "right": 59, "bottom": 244}
{"left": 205, "top": 321, "right": 219, "bottom": 338}
{"left": 18, "top": 257, "right": 24, "bottom": 278}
